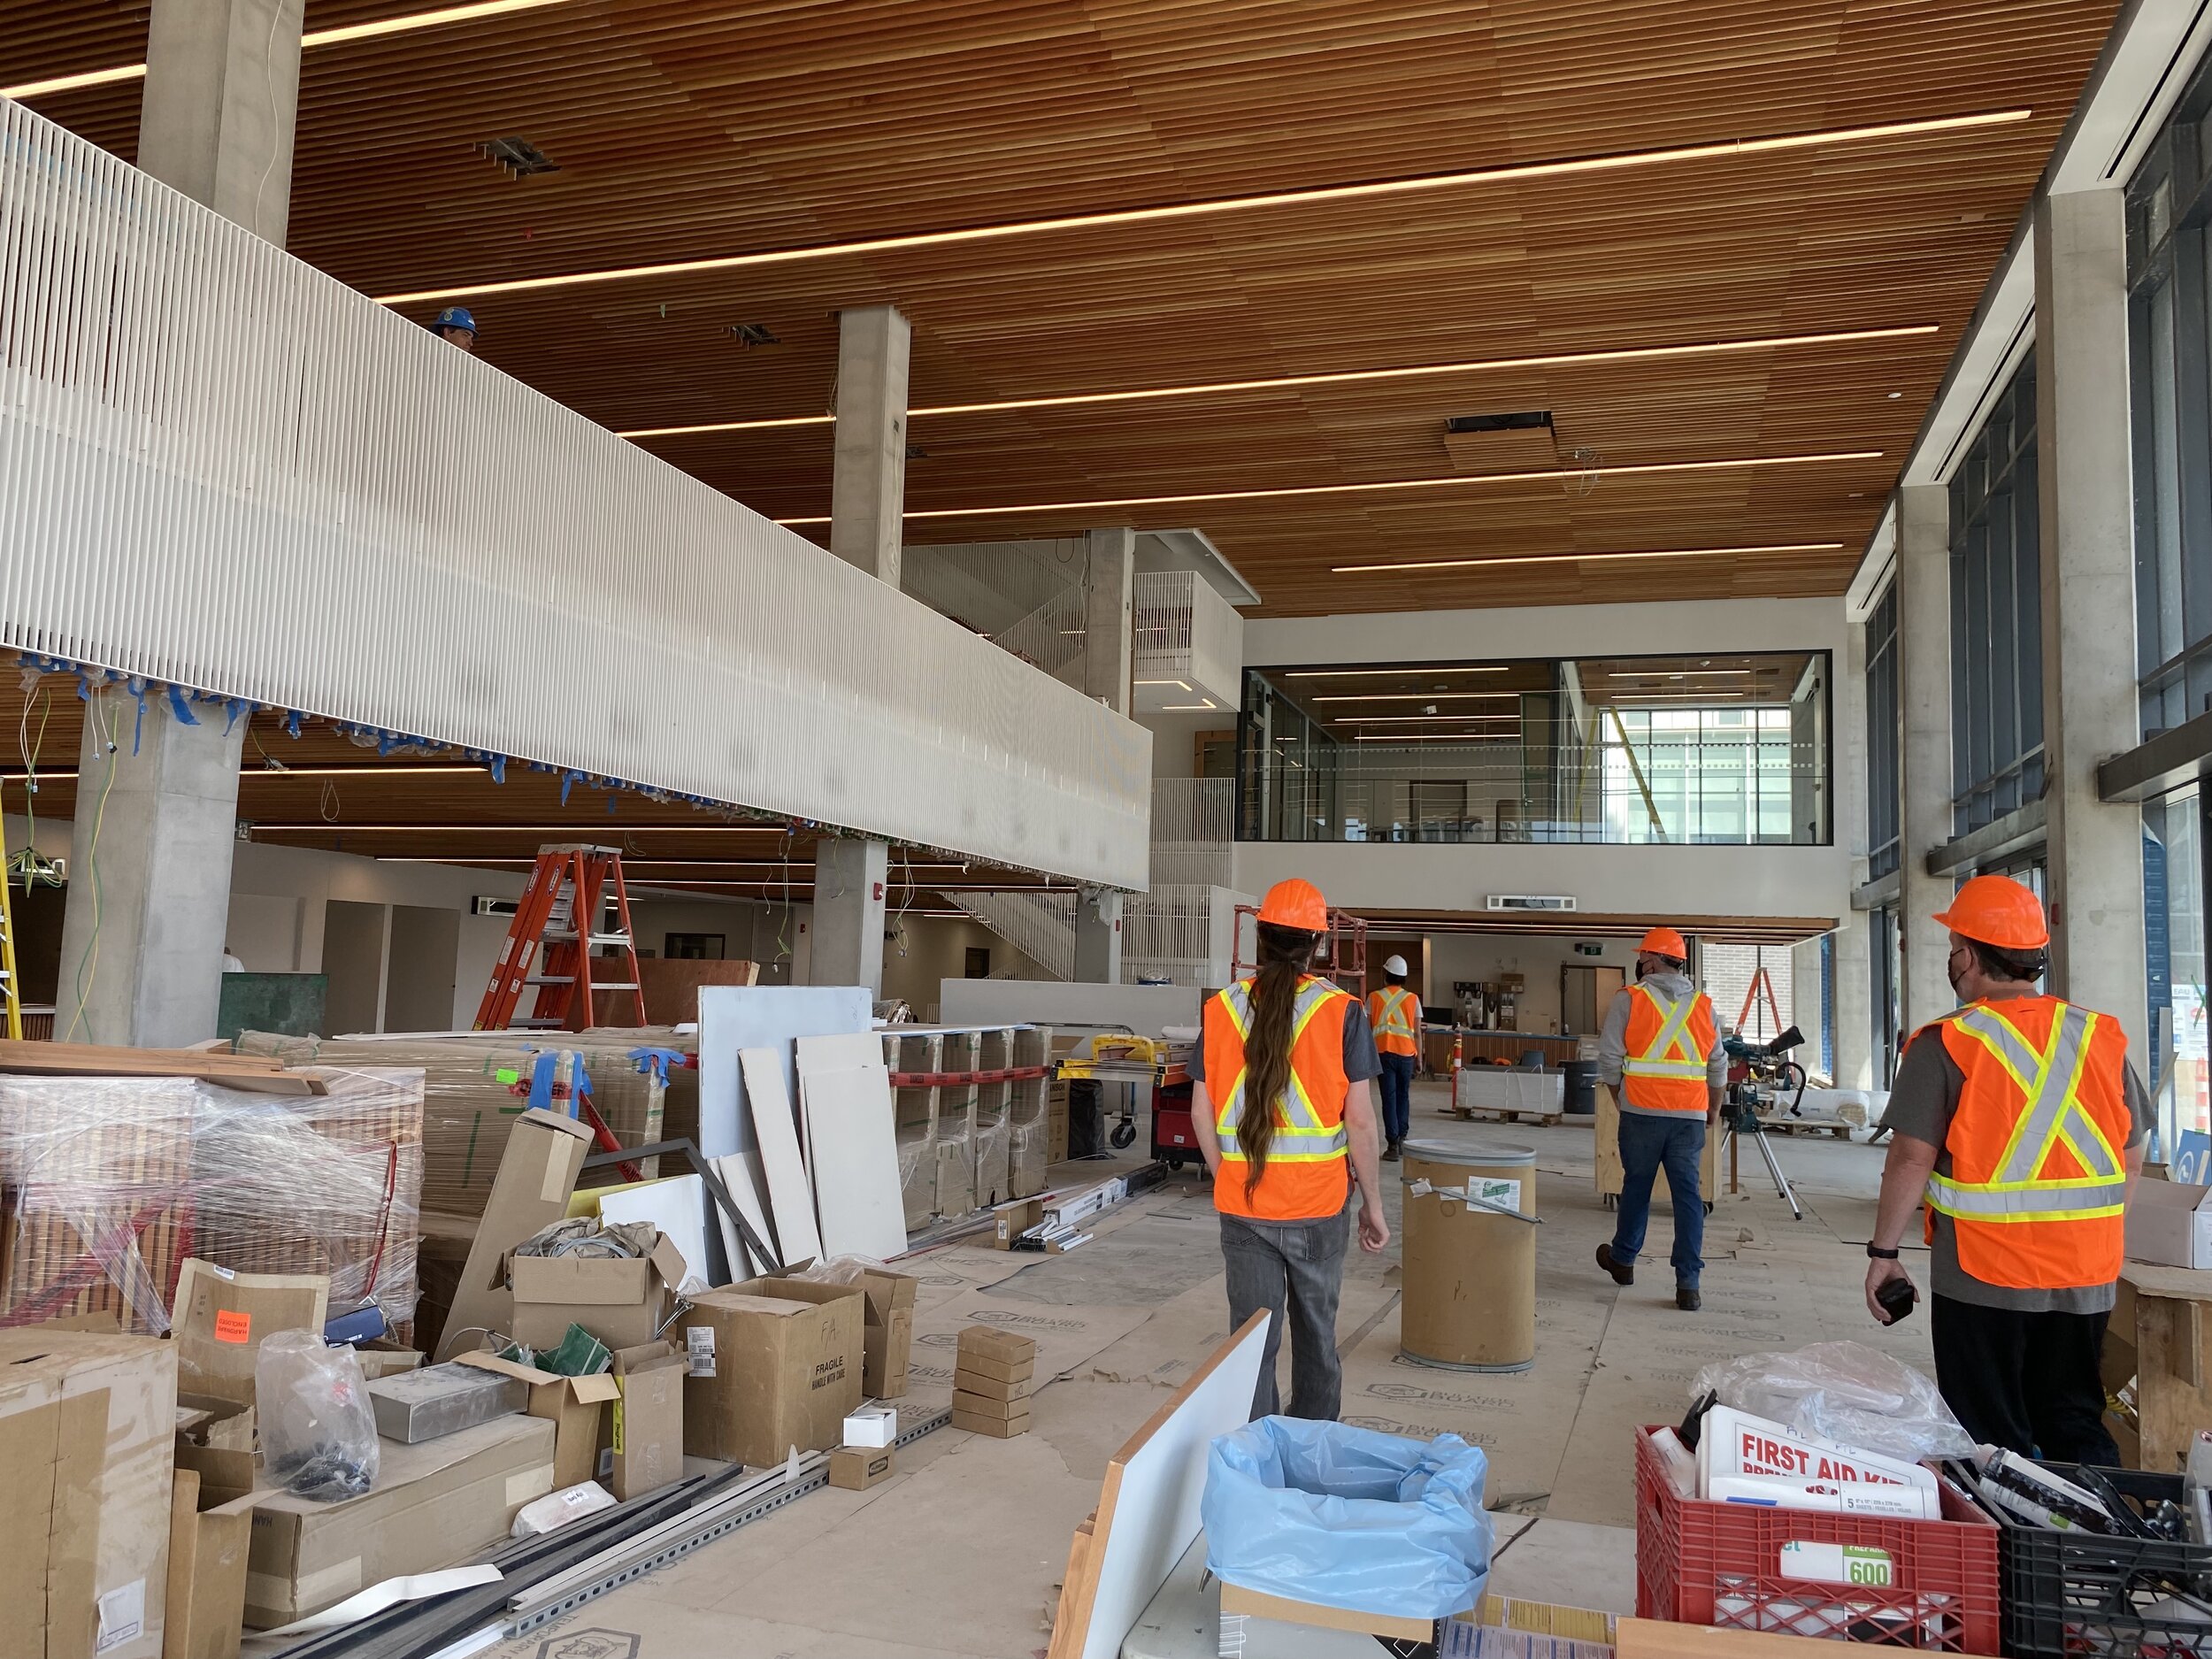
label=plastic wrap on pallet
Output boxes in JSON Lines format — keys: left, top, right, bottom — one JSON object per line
{"left": 232, "top": 1032, "right": 664, "bottom": 1216}
{"left": 972, "top": 1029, "right": 1014, "bottom": 1210}
{"left": 884, "top": 1032, "right": 941, "bottom": 1228}
{"left": 0, "top": 1066, "right": 426, "bottom": 1333}
{"left": 935, "top": 1031, "right": 981, "bottom": 1219}
{"left": 1008, "top": 1118, "right": 1048, "bottom": 1200}
{"left": 1008, "top": 1027, "right": 1051, "bottom": 1199}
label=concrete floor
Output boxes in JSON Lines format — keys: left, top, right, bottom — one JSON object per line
{"left": 490, "top": 1086, "right": 1931, "bottom": 1659}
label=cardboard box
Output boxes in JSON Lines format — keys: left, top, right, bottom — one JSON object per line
{"left": 829, "top": 1446, "right": 895, "bottom": 1490}
{"left": 953, "top": 1367, "right": 1034, "bottom": 1402}
{"left": 676, "top": 1279, "right": 863, "bottom": 1467}
{"left": 952, "top": 1405, "right": 1030, "bottom": 1438}
{"left": 0, "top": 1329, "right": 178, "bottom": 1659}
{"left": 600, "top": 1342, "right": 685, "bottom": 1501}
{"left": 1698, "top": 1404, "right": 1936, "bottom": 1495}
{"left": 244, "top": 1416, "right": 556, "bottom": 1627}
{"left": 451, "top": 1352, "right": 621, "bottom": 1491}
{"left": 990, "top": 1197, "right": 1045, "bottom": 1249}
{"left": 165, "top": 1468, "right": 255, "bottom": 1659}
{"left": 170, "top": 1261, "right": 329, "bottom": 1409}
{"left": 2127, "top": 1179, "right": 2212, "bottom": 1269}
{"left": 351, "top": 1341, "right": 426, "bottom": 1381}
{"left": 506, "top": 1233, "right": 688, "bottom": 1351}
{"left": 955, "top": 1347, "right": 1035, "bottom": 1387}
{"left": 856, "top": 1269, "right": 918, "bottom": 1398}
{"left": 174, "top": 1394, "right": 257, "bottom": 1507}
{"left": 951, "top": 1387, "right": 1029, "bottom": 1423}
{"left": 956, "top": 1325, "right": 1036, "bottom": 1367}
{"left": 435, "top": 1110, "right": 596, "bottom": 1363}
{"left": 366, "top": 1359, "right": 527, "bottom": 1444}
{"left": 1706, "top": 1473, "right": 1939, "bottom": 1518}
{"left": 843, "top": 1406, "right": 896, "bottom": 1448}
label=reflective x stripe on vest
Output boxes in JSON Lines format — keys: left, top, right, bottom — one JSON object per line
{"left": 1215, "top": 978, "right": 1352, "bottom": 1164}
{"left": 1373, "top": 987, "right": 1417, "bottom": 1048}
{"left": 1924, "top": 1002, "right": 2127, "bottom": 1223}
{"left": 1623, "top": 986, "right": 1708, "bottom": 1080}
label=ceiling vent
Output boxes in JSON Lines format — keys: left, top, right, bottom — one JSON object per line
{"left": 1486, "top": 894, "right": 1577, "bottom": 912}
{"left": 477, "top": 137, "right": 559, "bottom": 180}
{"left": 1444, "top": 410, "right": 1562, "bottom": 475}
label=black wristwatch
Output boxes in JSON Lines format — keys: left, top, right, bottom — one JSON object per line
{"left": 1866, "top": 1244, "right": 1901, "bottom": 1260}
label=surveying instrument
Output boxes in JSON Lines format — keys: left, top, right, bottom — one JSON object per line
{"left": 1719, "top": 1024, "right": 1809, "bottom": 1221}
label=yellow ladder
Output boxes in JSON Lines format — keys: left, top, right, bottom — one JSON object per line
{"left": 0, "top": 866, "right": 20, "bottom": 1039}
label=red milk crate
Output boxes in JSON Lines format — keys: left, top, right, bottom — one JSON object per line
{"left": 1635, "top": 1427, "right": 2001, "bottom": 1653}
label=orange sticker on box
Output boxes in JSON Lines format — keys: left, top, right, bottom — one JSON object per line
{"left": 212, "top": 1310, "right": 251, "bottom": 1344}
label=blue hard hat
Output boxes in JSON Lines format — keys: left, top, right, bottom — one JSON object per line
{"left": 433, "top": 306, "right": 478, "bottom": 334}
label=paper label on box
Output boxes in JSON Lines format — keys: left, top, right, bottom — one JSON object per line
{"left": 611, "top": 1396, "right": 626, "bottom": 1455}
{"left": 687, "top": 1326, "right": 716, "bottom": 1379}
{"left": 95, "top": 1580, "right": 145, "bottom": 1653}
{"left": 1471, "top": 1179, "right": 1521, "bottom": 1210}
{"left": 212, "top": 1309, "right": 252, "bottom": 1343}
{"left": 1780, "top": 1541, "right": 1894, "bottom": 1587}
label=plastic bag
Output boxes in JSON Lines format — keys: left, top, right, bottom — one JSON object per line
{"left": 256, "top": 1330, "right": 380, "bottom": 1500}
{"left": 789, "top": 1254, "right": 883, "bottom": 1286}
{"left": 1202, "top": 1417, "right": 1494, "bottom": 1620}
{"left": 1692, "top": 1340, "right": 1974, "bottom": 1462}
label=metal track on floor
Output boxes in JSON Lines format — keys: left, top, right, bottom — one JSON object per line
{"left": 505, "top": 1405, "right": 952, "bottom": 1639}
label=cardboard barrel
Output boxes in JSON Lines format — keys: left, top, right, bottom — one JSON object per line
{"left": 1399, "top": 1141, "right": 1538, "bottom": 1372}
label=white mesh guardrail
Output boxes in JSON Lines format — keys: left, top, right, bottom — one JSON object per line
{"left": 0, "top": 100, "right": 1148, "bottom": 887}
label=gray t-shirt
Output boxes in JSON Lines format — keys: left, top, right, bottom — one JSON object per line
{"left": 1879, "top": 1007, "right": 2147, "bottom": 1314}
{"left": 1189, "top": 987, "right": 1381, "bottom": 1085}
{"left": 1596, "top": 972, "right": 1729, "bottom": 1118}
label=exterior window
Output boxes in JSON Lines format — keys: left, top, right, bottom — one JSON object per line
{"left": 2146, "top": 787, "right": 2209, "bottom": 1141}
{"left": 1866, "top": 582, "right": 1901, "bottom": 880}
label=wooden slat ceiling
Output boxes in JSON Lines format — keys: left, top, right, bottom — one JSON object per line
{"left": 11, "top": 0, "right": 2120, "bottom": 617}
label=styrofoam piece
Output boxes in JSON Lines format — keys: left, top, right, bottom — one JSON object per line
{"left": 695, "top": 987, "right": 873, "bottom": 1157}
{"left": 798, "top": 1061, "right": 909, "bottom": 1262}
{"left": 741, "top": 1047, "right": 822, "bottom": 1267}
{"left": 595, "top": 1173, "right": 713, "bottom": 1295}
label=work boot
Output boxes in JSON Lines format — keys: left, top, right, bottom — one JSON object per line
{"left": 1382, "top": 1138, "right": 1402, "bottom": 1162}
{"left": 1595, "top": 1242, "right": 1633, "bottom": 1286}
{"left": 1677, "top": 1286, "right": 1701, "bottom": 1312}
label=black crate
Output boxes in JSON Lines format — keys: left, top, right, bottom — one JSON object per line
{"left": 1993, "top": 1464, "right": 2212, "bottom": 1657}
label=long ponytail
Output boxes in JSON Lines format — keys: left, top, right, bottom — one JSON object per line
{"left": 1239, "top": 921, "right": 1320, "bottom": 1198}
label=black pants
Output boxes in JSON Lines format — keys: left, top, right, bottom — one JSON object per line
{"left": 1930, "top": 1293, "right": 2117, "bottom": 1465}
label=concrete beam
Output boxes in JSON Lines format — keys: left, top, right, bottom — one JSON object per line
{"left": 1896, "top": 482, "right": 1956, "bottom": 1031}
{"left": 829, "top": 305, "right": 911, "bottom": 585}
{"left": 1832, "top": 618, "right": 1874, "bottom": 1089}
{"left": 2037, "top": 186, "right": 2148, "bottom": 1056}
{"left": 810, "top": 837, "right": 888, "bottom": 995}
{"left": 138, "top": 0, "right": 305, "bottom": 244}
{"left": 1083, "top": 526, "right": 1136, "bottom": 714}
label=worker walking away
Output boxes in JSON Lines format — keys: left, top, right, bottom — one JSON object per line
{"left": 1594, "top": 926, "right": 1725, "bottom": 1311}
{"left": 430, "top": 306, "right": 479, "bottom": 352}
{"left": 1192, "top": 879, "right": 1389, "bottom": 1420}
{"left": 1865, "top": 875, "right": 2147, "bottom": 1463}
{"left": 1369, "top": 954, "right": 1422, "bottom": 1161}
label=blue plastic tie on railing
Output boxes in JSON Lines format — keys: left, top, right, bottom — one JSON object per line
{"left": 165, "top": 684, "right": 200, "bottom": 726}
{"left": 284, "top": 709, "right": 303, "bottom": 739}
{"left": 222, "top": 697, "right": 252, "bottom": 735}
{"left": 561, "top": 770, "right": 583, "bottom": 805}
{"left": 628, "top": 1047, "right": 682, "bottom": 1083}
{"left": 127, "top": 678, "right": 150, "bottom": 755}
{"left": 526, "top": 1050, "right": 560, "bottom": 1115}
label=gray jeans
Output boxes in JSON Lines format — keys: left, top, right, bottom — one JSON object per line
{"left": 1220, "top": 1207, "right": 1350, "bottom": 1421}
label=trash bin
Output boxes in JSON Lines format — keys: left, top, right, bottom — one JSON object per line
{"left": 1563, "top": 1059, "right": 1598, "bottom": 1116}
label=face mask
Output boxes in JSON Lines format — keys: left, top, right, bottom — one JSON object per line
{"left": 1947, "top": 949, "right": 1968, "bottom": 999}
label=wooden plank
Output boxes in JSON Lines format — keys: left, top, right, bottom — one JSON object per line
{"left": 1617, "top": 1615, "right": 1849, "bottom": 1655}
{"left": 1062, "top": 1310, "right": 1271, "bottom": 1659}
{"left": 0, "top": 1040, "right": 321, "bottom": 1095}
{"left": 740, "top": 1046, "right": 823, "bottom": 1266}
{"left": 1044, "top": 1514, "right": 1097, "bottom": 1659}
{"left": 1219, "top": 1582, "right": 1432, "bottom": 1641}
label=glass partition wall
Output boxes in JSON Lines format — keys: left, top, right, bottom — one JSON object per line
{"left": 1239, "top": 651, "right": 1830, "bottom": 845}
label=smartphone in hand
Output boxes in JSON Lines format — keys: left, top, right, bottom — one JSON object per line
{"left": 1877, "top": 1277, "right": 1918, "bottom": 1325}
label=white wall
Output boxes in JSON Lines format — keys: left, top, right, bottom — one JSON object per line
{"left": 1242, "top": 595, "right": 1847, "bottom": 670}
{"left": 882, "top": 915, "right": 1055, "bottom": 1017}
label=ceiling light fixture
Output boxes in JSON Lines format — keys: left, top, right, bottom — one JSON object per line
{"left": 1313, "top": 693, "right": 1521, "bottom": 703}
{"left": 1134, "top": 680, "right": 1193, "bottom": 690}
{"left": 377, "top": 111, "right": 2029, "bottom": 306}
{"left": 1351, "top": 732, "right": 1519, "bottom": 742}
{"left": 4, "top": 0, "right": 581, "bottom": 100}
{"left": 618, "top": 325, "right": 1939, "bottom": 438}
{"left": 1604, "top": 669, "right": 1755, "bottom": 678}
{"left": 1283, "top": 667, "right": 1509, "bottom": 679}
{"left": 1333, "top": 541, "right": 1842, "bottom": 574}
{"left": 777, "top": 452, "right": 1878, "bottom": 527}
{"left": 1327, "top": 714, "right": 1523, "bottom": 724}
{"left": 1161, "top": 702, "right": 1220, "bottom": 711}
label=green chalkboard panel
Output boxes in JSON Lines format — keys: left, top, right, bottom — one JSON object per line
{"left": 217, "top": 972, "right": 328, "bottom": 1041}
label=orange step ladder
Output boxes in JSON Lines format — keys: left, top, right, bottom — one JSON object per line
{"left": 474, "top": 845, "right": 648, "bottom": 1033}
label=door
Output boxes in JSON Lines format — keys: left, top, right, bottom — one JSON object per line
{"left": 1560, "top": 964, "right": 1626, "bottom": 1038}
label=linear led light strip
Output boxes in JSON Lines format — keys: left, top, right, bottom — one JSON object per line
{"left": 374, "top": 111, "right": 2030, "bottom": 306}
{"left": 1334, "top": 541, "right": 1845, "bottom": 573}
{"left": 1312, "top": 693, "right": 1519, "bottom": 703}
{"left": 1284, "top": 667, "right": 1509, "bottom": 679}
{"left": 619, "top": 325, "right": 1939, "bottom": 438}
{"left": 777, "top": 450, "right": 1878, "bottom": 526}
{"left": 2, "top": 0, "right": 580, "bottom": 99}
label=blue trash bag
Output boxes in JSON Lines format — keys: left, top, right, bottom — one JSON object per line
{"left": 1201, "top": 1417, "right": 1495, "bottom": 1621}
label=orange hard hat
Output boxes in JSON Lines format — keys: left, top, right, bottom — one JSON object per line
{"left": 1934, "top": 873, "right": 2049, "bottom": 950}
{"left": 1257, "top": 878, "right": 1329, "bottom": 934}
{"left": 1638, "top": 926, "right": 1689, "bottom": 958}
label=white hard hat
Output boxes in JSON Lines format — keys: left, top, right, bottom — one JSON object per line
{"left": 1383, "top": 954, "right": 1409, "bottom": 976}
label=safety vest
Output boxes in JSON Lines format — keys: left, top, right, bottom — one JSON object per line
{"left": 1205, "top": 974, "right": 1353, "bottom": 1222}
{"left": 1917, "top": 996, "right": 2132, "bottom": 1291}
{"left": 1369, "top": 986, "right": 1420, "bottom": 1057}
{"left": 1620, "top": 983, "right": 1717, "bottom": 1113}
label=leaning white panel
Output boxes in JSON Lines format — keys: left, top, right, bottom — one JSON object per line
{"left": 0, "top": 100, "right": 1149, "bottom": 888}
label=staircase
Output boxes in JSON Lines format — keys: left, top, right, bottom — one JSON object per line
{"left": 951, "top": 890, "right": 1076, "bottom": 979}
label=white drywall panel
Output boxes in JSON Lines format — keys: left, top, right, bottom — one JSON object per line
{"left": 695, "top": 986, "right": 873, "bottom": 1158}
{"left": 739, "top": 1047, "right": 822, "bottom": 1267}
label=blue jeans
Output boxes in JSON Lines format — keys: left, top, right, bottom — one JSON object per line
{"left": 1377, "top": 1053, "right": 1416, "bottom": 1141}
{"left": 1612, "top": 1111, "right": 1707, "bottom": 1288}
{"left": 1222, "top": 1208, "right": 1350, "bottom": 1419}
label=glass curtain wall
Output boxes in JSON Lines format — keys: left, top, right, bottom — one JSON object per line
{"left": 2145, "top": 787, "right": 2210, "bottom": 1140}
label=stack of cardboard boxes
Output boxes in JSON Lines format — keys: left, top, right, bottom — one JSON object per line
{"left": 953, "top": 1325, "right": 1036, "bottom": 1439}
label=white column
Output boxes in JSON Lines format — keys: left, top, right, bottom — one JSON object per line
{"left": 810, "top": 838, "right": 888, "bottom": 995}
{"left": 829, "top": 304, "right": 911, "bottom": 585}
{"left": 2037, "top": 186, "right": 2149, "bottom": 1056}
{"left": 1831, "top": 618, "right": 1876, "bottom": 1089}
{"left": 1897, "top": 482, "right": 1956, "bottom": 1031}
{"left": 1082, "top": 526, "right": 1136, "bottom": 715}
{"left": 1073, "top": 887, "right": 1124, "bottom": 983}
{"left": 138, "top": 0, "right": 306, "bottom": 243}
{"left": 58, "top": 687, "right": 248, "bottom": 1046}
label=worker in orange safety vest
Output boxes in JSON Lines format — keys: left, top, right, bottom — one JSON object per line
{"left": 1594, "top": 926, "right": 1727, "bottom": 1311}
{"left": 1867, "top": 874, "right": 2147, "bottom": 1463}
{"left": 1192, "top": 879, "right": 1388, "bottom": 1420}
{"left": 1368, "top": 954, "right": 1422, "bottom": 1162}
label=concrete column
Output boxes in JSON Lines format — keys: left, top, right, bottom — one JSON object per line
{"left": 1074, "top": 887, "right": 1124, "bottom": 983}
{"left": 829, "top": 304, "right": 912, "bottom": 585}
{"left": 138, "top": 0, "right": 306, "bottom": 244}
{"left": 58, "top": 686, "right": 248, "bottom": 1047}
{"left": 1082, "top": 526, "right": 1136, "bottom": 715}
{"left": 1897, "top": 482, "right": 1956, "bottom": 1031}
{"left": 810, "top": 838, "right": 887, "bottom": 995}
{"left": 1831, "top": 618, "right": 1876, "bottom": 1090}
{"left": 2037, "top": 186, "right": 2149, "bottom": 1056}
